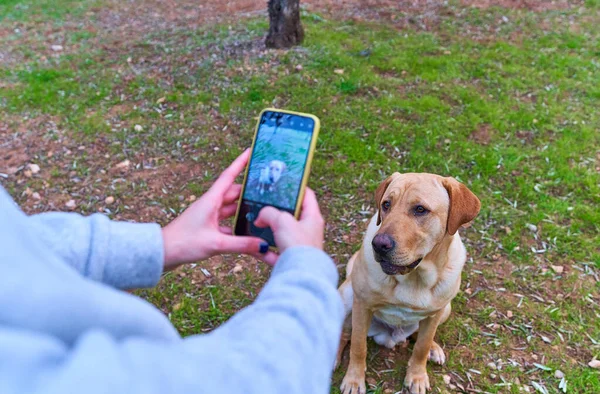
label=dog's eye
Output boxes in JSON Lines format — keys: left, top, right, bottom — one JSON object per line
{"left": 382, "top": 201, "right": 391, "bottom": 211}
{"left": 414, "top": 205, "right": 429, "bottom": 216}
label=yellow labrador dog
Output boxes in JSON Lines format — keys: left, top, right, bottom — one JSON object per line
{"left": 336, "top": 172, "right": 481, "bottom": 394}
{"left": 257, "top": 160, "right": 286, "bottom": 195}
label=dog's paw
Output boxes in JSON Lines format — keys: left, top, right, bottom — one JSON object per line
{"left": 340, "top": 371, "right": 366, "bottom": 394}
{"left": 428, "top": 341, "right": 446, "bottom": 365}
{"left": 404, "top": 368, "right": 430, "bottom": 394}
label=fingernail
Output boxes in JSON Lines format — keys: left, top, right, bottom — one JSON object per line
{"left": 259, "top": 242, "right": 269, "bottom": 254}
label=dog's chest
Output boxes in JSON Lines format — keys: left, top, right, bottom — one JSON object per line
{"left": 373, "top": 304, "right": 432, "bottom": 326}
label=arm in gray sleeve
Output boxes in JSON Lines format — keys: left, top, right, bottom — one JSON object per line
{"left": 28, "top": 212, "right": 163, "bottom": 289}
{"left": 184, "top": 246, "right": 345, "bottom": 394}
{"left": 1, "top": 247, "right": 344, "bottom": 394}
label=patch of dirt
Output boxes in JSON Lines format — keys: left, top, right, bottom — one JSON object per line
{"left": 2, "top": 0, "right": 586, "bottom": 67}
{"left": 461, "top": 0, "right": 575, "bottom": 11}
{"left": 469, "top": 124, "right": 493, "bottom": 145}
{"left": 515, "top": 130, "right": 535, "bottom": 144}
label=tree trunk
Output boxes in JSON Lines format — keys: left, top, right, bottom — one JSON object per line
{"left": 265, "top": 0, "right": 304, "bottom": 49}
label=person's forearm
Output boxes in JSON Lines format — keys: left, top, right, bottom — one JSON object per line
{"left": 186, "top": 246, "right": 344, "bottom": 394}
{"left": 28, "top": 212, "right": 163, "bottom": 289}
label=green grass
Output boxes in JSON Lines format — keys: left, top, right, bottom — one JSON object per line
{"left": 1, "top": 1, "right": 599, "bottom": 393}
{"left": 0, "top": 0, "right": 98, "bottom": 21}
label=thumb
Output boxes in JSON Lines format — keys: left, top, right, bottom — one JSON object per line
{"left": 215, "top": 235, "right": 267, "bottom": 256}
{"left": 253, "top": 206, "right": 285, "bottom": 230}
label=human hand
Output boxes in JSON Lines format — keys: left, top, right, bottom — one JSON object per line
{"left": 162, "top": 150, "right": 278, "bottom": 270}
{"left": 253, "top": 188, "right": 325, "bottom": 255}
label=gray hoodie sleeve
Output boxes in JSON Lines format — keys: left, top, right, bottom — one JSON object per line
{"left": 0, "top": 245, "right": 344, "bottom": 394}
{"left": 28, "top": 212, "right": 164, "bottom": 289}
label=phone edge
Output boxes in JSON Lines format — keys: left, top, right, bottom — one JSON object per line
{"left": 232, "top": 108, "right": 321, "bottom": 238}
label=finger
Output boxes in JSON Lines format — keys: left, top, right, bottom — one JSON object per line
{"left": 214, "top": 234, "right": 267, "bottom": 256}
{"left": 209, "top": 149, "right": 250, "bottom": 196}
{"left": 219, "top": 226, "right": 232, "bottom": 235}
{"left": 253, "top": 206, "right": 295, "bottom": 231}
{"left": 299, "top": 187, "right": 323, "bottom": 223}
{"left": 223, "top": 184, "right": 242, "bottom": 205}
{"left": 251, "top": 251, "right": 279, "bottom": 266}
{"left": 219, "top": 203, "right": 239, "bottom": 219}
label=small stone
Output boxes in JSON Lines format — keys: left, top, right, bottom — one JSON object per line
{"left": 295, "top": 64, "right": 303, "bottom": 71}
{"left": 507, "top": 310, "right": 513, "bottom": 318}
{"left": 127, "top": 57, "right": 132, "bottom": 63}
{"left": 526, "top": 223, "right": 537, "bottom": 232}
{"left": 51, "top": 44, "right": 63, "bottom": 51}
{"left": 487, "top": 362, "right": 497, "bottom": 370}
{"left": 232, "top": 264, "right": 243, "bottom": 274}
{"left": 555, "top": 370, "right": 564, "bottom": 379}
{"left": 442, "top": 375, "right": 451, "bottom": 385}
{"left": 188, "top": 195, "right": 196, "bottom": 202}
{"left": 214, "top": 147, "right": 220, "bottom": 151}
{"left": 444, "top": 139, "right": 451, "bottom": 144}
{"left": 551, "top": 265, "right": 564, "bottom": 274}
{"left": 28, "top": 163, "right": 40, "bottom": 174}
{"left": 115, "top": 159, "right": 130, "bottom": 169}
{"left": 32, "top": 192, "right": 41, "bottom": 200}
{"left": 65, "top": 200, "right": 76, "bottom": 209}
{"left": 589, "top": 359, "right": 600, "bottom": 369}
{"left": 334, "top": 68, "right": 344, "bottom": 74}
{"left": 134, "top": 124, "right": 143, "bottom": 132}
{"left": 105, "top": 196, "right": 115, "bottom": 205}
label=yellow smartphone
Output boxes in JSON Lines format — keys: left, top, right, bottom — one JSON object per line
{"left": 234, "top": 108, "right": 320, "bottom": 247}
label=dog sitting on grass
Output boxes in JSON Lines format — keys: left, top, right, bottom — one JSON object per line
{"left": 257, "top": 160, "right": 286, "bottom": 195}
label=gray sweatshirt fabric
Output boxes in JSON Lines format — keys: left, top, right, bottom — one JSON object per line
{"left": 0, "top": 186, "right": 343, "bottom": 394}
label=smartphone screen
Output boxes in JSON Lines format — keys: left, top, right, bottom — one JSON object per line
{"left": 234, "top": 110, "right": 317, "bottom": 246}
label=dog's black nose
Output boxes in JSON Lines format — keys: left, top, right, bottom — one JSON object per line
{"left": 372, "top": 234, "right": 395, "bottom": 255}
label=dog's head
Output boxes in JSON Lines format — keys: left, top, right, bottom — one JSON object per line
{"left": 371, "top": 172, "right": 480, "bottom": 276}
{"left": 268, "top": 160, "right": 286, "bottom": 184}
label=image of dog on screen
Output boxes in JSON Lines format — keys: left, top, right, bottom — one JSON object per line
{"left": 243, "top": 122, "right": 312, "bottom": 211}
{"left": 257, "top": 160, "right": 287, "bottom": 195}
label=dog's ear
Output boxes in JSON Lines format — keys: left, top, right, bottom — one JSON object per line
{"left": 442, "top": 177, "right": 481, "bottom": 235}
{"left": 375, "top": 173, "right": 399, "bottom": 225}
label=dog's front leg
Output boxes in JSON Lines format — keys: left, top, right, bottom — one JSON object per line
{"left": 340, "top": 298, "right": 372, "bottom": 394}
{"left": 404, "top": 311, "right": 444, "bottom": 394}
